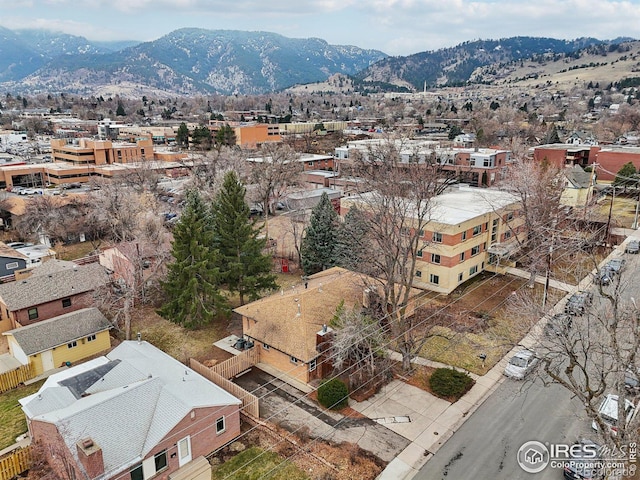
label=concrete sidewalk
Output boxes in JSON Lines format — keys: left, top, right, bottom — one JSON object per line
{"left": 352, "top": 352, "right": 509, "bottom": 479}
{"left": 366, "top": 231, "right": 639, "bottom": 479}
{"left": 505, "top": 266, "right": 575, "bottom": 292}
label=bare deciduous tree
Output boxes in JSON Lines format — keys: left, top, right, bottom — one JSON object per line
{"left": 345, "top": 137, "right": 452, "bottom": 370}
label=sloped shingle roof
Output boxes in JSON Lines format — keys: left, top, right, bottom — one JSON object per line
{"left": 20, "top": 341, "right": 241, "bottom": 480}
{"left": 0, "top": 262, "right": 109, "bottom": 310}
{"left": 4, "top": 308, "right": 112, "bottom": 355}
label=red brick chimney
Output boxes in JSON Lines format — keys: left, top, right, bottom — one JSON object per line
{"left": 76, "top": 438, "right": 104, "bottom": 479}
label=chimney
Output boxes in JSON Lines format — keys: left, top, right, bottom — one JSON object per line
{"left": 76, "top": 438, "right": 104, "bottom": 478}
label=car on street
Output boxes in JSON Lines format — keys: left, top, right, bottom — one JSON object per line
{"left": 563, "top": 439, "right": 602, "bottom": 480}
{"left": 564, "top": 291, "right": 593, "bottom": 315}
{"left": 605, "top": 258, "right": 625, "bottom": 274}
{"left": 544, "top": 313, "right": 573, "bottom": 336}
{"left": 597, "top": 267, "right": 614, "bottom": 286}
{"left": 625, "top": 240, "right": 640, "bottom": 254}
{"left": 504, "top": 349, "right": 538, "bottom": 379}
{"left": 591, "top": 394, "right": 637, "bottom": 434}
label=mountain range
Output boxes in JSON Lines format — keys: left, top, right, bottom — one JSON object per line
{"left": 0, "top": 27, "right": 634, "bottom": 96}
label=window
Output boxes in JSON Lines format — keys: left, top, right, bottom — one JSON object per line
{"left": 417, "top": 249, "right": 423, "bottom": 258}
{"left": 471, "top": 245, "right": 480, "bottom": 256}
{"left": 6, "top": 262, "right": 18, "bottom": 270}
{"left": 493, "top": 219, "right": 499, "bottom": 227}
{"left": 419, "top": 229, "right": 425, "bottom": 237}
{"left": 429, "top": 274, "right": 439, "bottom": 285}
{"left": 504, "top": 230, "right": 512, "bottom": 239}
{"left": 431, "top": 253, "right": 441, "bottom": 264}
{"left": 87, "top": 334, "right": 96, "bottom": 342}
{"left": 290, "top": 356, "right": 298, "bottom": 364}
{"left": 484, "top": 222, "right": 488, "bottom": 230}
{"left": 154, "top": 450, "right": 168, "bottom": 472}
{"left": 130, "top": 464, "right": 143, "bottom": 480}
{"left": 458, "top": 272, "right": 464, "bottom": 282}
{"left": 216, "top": 416, "right": 225, "bottom": 434}
{"left": 473, "top": 225, "right": 482, "bottom": 236}
{"left": 68, "top": 340, "right": 77, "bottom": 349}
{"left": 433, "top": 232, "right": 443, "bottom": 243}
{"left": 28, "top": 308, "right": 38, "bottom": 320}
{"left": 309, "top": 359, "right": 317, "bottom": 372}
{"left": 62, "top": 298, "right": 72, "bottom": 308}
{"left": 415, "top": 270, "right": 422, "bottom": 278}
{"left": 459, "top": 252, "right": 465, "bottom": 262}
{"left": 470, "top": 265, "right": 478, "bottom": 275}
{"left": 506, "top": 212, "right": 514, "bottom": 221}
{"left": 461, "top": 231, "right": 467, "bottom": 241}
{"left": 262, "top": 343, "right": 270, "bottom": 350}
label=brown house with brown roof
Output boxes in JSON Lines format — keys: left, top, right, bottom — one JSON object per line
{"left": 0, "top": 260, "right": 110, "bottom": 333}
{"left": 235, "top": 267, "right": 418, "bottom": 384}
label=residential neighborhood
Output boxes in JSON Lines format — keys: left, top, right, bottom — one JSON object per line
{"left": 0, "top": 17, "right": 639, "bottom": 480}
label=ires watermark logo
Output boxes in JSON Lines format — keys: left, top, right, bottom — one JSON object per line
{"left": 517, "top": 440, "right": 637, "bottom": 477}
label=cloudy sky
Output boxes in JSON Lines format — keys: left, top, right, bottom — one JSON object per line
{"left": 2, "top": 0, "right": 640, "bottom": 56}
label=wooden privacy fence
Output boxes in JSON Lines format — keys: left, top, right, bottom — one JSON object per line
{"left": 0, "top": 447, "right": 31, "bottom": 480}
{"left": 0, "top": 364, "right": 34, "bottom": 394}
{"left": 190, "top": 358, "right": 260, "bottom": 418}
{"left": 211, "top": 349, "right": 259, "bottom": 379}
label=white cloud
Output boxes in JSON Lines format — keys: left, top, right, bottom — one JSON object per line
{"left": 0, "top": 0, "right": 639, "bottom": 54}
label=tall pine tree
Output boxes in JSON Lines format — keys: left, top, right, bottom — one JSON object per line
{"left": 334, "top": 206, "right": 371, "bottom": 273}
{"left": 212, "top": 171, "right": 276, "bottom": 306}
{"left": 300, "top": 192, "right": 340, "bottom": 275}
{"left": 158, "top": 190, "right": 228, "bottom": 328}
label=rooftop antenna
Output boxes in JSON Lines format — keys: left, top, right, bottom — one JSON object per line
{"left": 136, "top": 332, "right": 141, "bottom": 344}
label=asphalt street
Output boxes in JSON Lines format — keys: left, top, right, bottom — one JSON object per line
{"left": 417, "top": 247, "right": 640, "bottom": 480}
{"left": 415, "top": 377, "right": 590, "bottom": 479}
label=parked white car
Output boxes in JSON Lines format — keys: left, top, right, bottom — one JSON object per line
{"left": 591, "top": 394, "right": 637, "bottom": 434}
{"left": 504, "top": 349, "right": 538, "bottom": 379}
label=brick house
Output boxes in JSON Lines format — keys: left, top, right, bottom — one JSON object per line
{"left": 99, "top": 240, "right": 168, "bottom": 294}
{"left": 3, "top": 307, "right": 112, "bottom": 375}
{"left": 235, "top": 267, "right": 419, "bottom": 384}
{"left": 20, "top": 340, "right": 241, "bottom": 480}
{"left": 0, "top": 260, "right": 109, "bottom": 333}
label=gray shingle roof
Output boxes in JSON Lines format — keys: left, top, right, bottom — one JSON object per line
{"left": 0, "top": 262, "right": 109, "bottom": 310}
{"left": 20, "top": 341, "right": 241, "bottom": 480}
{"left": 4, "top": 308, "right": 112, "bottom": 355}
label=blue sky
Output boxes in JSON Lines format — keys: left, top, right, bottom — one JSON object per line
{"left": 2, "top": 0, "right": 640, "bottom": 56}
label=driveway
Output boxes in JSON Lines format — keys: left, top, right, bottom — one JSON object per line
{"left": 234, "top": 367, "right": 409, "bottom": 462}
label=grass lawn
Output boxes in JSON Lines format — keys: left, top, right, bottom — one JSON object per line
{"left": 211, "top": 446, "right": 309, "bottom": 480}
{"left": 418, "top": 273, "right": 565, "bottom": 375}
{"left": 0, "top": 381, "right": 44, "bottom": 450}
{"left": 55, "top": 241, "right": 98, "bottom": 260}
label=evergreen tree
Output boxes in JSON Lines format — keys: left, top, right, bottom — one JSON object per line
{"left": 334, "top": 206, "right": 370, "bottom": 273}
{"left": 300, "top": 192, "right": 340, "bottom": 275}
{"left": 212, "top": 171, "right": 276, "bottom": 306}
{"left": 116, "top": 101, "right": 126, "bottom": 116}
{"left": 546, "top": 125, "right": 561, "bottom": 143}
{"left": 158, "top": 190, "right": 228, "bottom": 328}
{"left": 214, "top": 124, "right": 237, "bottom": 149}
{"left": 613, "top": 162, "right": 638, "bottom": 190}
{"left": 176, "top": 122, "right": 190, "bottom": 147}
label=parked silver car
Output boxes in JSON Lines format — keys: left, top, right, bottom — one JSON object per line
{"left": 504, "top": 349, "right": 538, "bottom": 379}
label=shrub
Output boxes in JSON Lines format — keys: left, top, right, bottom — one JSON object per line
{"left": 317, "top": 378, "right": 349, "bottom": 410}
{"left": 429, "top": 368, "right": 474, "bottom": 400}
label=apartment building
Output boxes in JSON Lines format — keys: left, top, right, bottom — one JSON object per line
{"left": 335, "top": 139, "right": 511, "bottom": 187}
{"left": 341, "top": 185, "right": 524, "bottom": 294}
{"left": 208, "top": 121, "right": 281, "bottom": 148}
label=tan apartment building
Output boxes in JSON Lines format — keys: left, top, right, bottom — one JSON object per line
{"left": 208, "top": 121, "right": 281, "bottom": 149}
{"left": 341, "top": 185, "right": 524, "bottom": 294}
